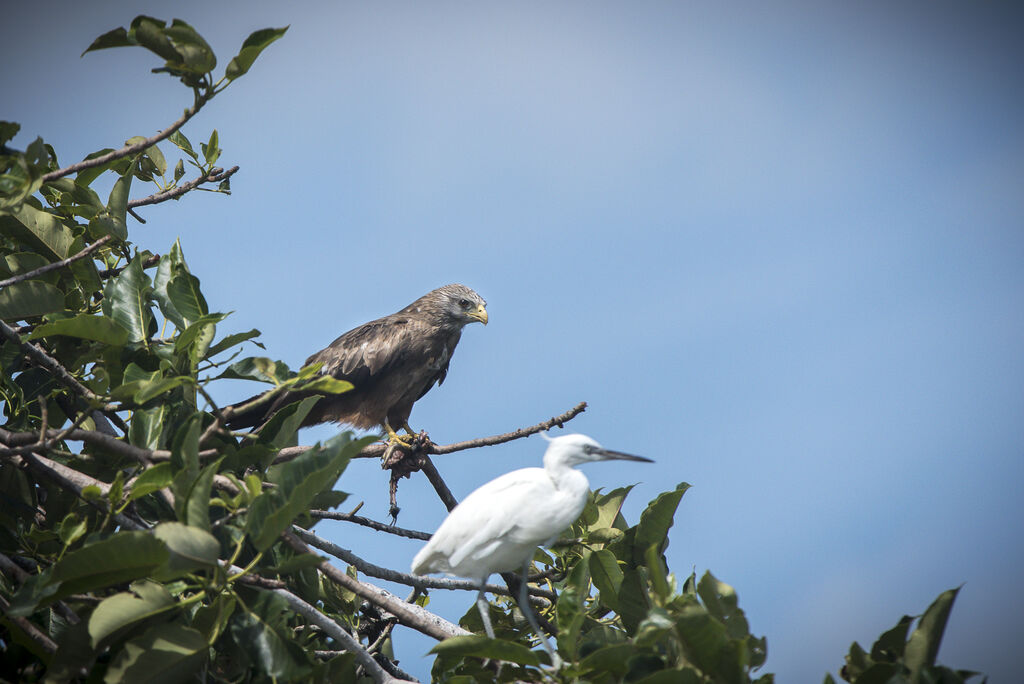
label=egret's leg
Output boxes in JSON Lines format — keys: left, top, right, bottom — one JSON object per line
{"left": 476, "top": 586, "right": 496, "bottom": 640}
{"left": 519, "top": 560, "right": 561, "bottom": 668}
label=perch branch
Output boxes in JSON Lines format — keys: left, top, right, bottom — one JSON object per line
{"left": 282, "top": 531, "right": 469, "bottom": 642}
{"left": 292, "top": 526, "right": 555, "bottom": 602}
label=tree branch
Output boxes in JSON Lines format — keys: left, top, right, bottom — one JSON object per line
{"left": 268, "top": 584, "right": 411, "bottom": 684}
{"left": 282, "top": 532, "right": 469, "bottom": 642}
{"left": 127, "top": 165, "right": 238, "bottom": 210}
{"left": 309, "top": 510, "right": 431, "bottom": 541}
{"left": 292, "top": 526, "right": 555, "bottom": 602}
{"left": 41, "top": 98, "right": 206, "bottom": 183}
{"left": 0, "top": 235, "right": 114, "bottom": 289}
{"left": 0, "top": 320, "right": 117, "bottom": 411}
{"left": 272, "top": 401, "right": 588, "bottom": 463}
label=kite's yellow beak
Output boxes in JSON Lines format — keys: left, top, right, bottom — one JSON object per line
{"left": 468, "top": 304, "right": 488, "bottom": 325}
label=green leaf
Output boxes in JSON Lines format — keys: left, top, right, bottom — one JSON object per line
{"left": 246, "top": 433, "right": 369, "bottom": 551}
{"left": 168, "top": 130, "right": 196, "bottom": 159}
{"left": 129, "top": 404, "right": 166, "bottom": 450}
{"left": 579, "top": 643, "right": 634, "bottom": 677}
{"left": 674, "top": 604, "right": 741, "bottom": 683}
{"left": 173, "top": 158, "right": 185, "bottom": 181}
{"left": 103, "top": 622, "right": 208, "bottom": 684}
{"left": 905, "top": 587, "right": 960, "bottom": 675}
{"left": 635, "top": 482, "right": 690, "bottom": 562}
{"left": 152, "top": 250, "right": 186, "bottom": 330}
{"left": 230, "top": 589, "right": 310, "bottom": 679}
{"left": 220, "top": 356, "right": 291, "bottom": 384}
{"left": 82, "top": 26, "right": 132, "bottom": 54}
{"left": 58, "top": 513, "right": 87, "bottom": 547}
{"left": 164, "top": 19, "right": 216, "bottom": 74}
{"left": 166, "top": 266, "right": 208, "bottom": 325}
{"left": 429, "top": 635, "right": 542, "bottom": 666}
{"left": 593, "top": 485, "right": 635, "bottom": 530}
{"left": 129, "top": 16, "right": 180, "bottom": 63}
{"left": 134, "top": 375, "right": 192, "bottom": 404}
{"left": 696, "top": 571, "right": 750, "bottom": 640}
{"left": 589, "top": 548, "right": 623, "bottom": 611}
{"left": 556, "top": 552, "right": 591, "bottom": 660}
{"left": 299, "top": 375, "right": 353, "bottom": 394}
{"left": 145, "top": 144, "right": 167, "bottom": 177}
{"left": 869, "top": 614, "right": 914, "bottom": 663}
{"left": 88, "top": 580, "right": 175, "bottom": 648}
{"left": 192, "top": 594, "right": 236, "bottom": 644}
{"left": 25, "top": 314, "right": 130, "bottom": 345}
{"left": 104, "top": 167, "right": 132, "bottom": 240}
{"left": 102, "top": 255, "right": 154, "bottom": 343}
{"left": 201, "top": 129, "right": 220, "bottom": 165}
{"left": 3, "top": 202, "right": 75, "bottom": 259}
{"left": 152, "top": 522, "right": 220, "bottom": 579}
{"left": 179, "top": 458, "right": 221, "bottom": 532}
{"left": 128, "top": 462, "right": 174, "bottom": 502}
{"left": 205, "top": 328, "right": 262, "bottom": 358}
{"left": 225, "top": 26, "right": 288, "bottom": 81}
{"left": 1, "top": 251, "right": 54, "bottom": 282}
{"left": 9, "top": 532, "right": 169, "bottom": 614}
{"left": 0, "top": 280, "right": 64, "bottom": 320}
{"left": 256, "top": 395, "right": 319, "bottom": 449}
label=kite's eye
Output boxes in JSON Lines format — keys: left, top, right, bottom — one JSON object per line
{"left": 458, "top": 298, "right": 471, "bottom": 308}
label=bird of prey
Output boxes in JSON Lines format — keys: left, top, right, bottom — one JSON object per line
{"left": 227, "top": 284, "right": 487, "bottom": 447}
{"left": 411, "top": 433, "right": 652, "bottom": 663}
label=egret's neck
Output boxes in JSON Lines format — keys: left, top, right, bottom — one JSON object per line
{"left": 543, "top": 457, "right": 590, "bottom": 499}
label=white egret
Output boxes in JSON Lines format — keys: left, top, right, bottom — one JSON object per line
{"left": 411, "top": 433, "right": 652, "bottom": 662}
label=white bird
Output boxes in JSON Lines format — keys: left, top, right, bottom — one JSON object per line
{"left": 411, "top": 433, "right": 653, "bottom": 661}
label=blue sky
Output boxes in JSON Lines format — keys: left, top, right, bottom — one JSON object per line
{"left": 6, "top": 2, "right": 1024, "bottom": 681}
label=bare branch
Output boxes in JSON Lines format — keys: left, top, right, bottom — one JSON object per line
{"left": 0, "top": 594, "right": 58, "bottom": 655}
{"left": 309, "top": 510, "right": 431, "bottom": 541}
{"left": 0, "top": 235, "right": 114, "bottom": 289}
{"left": 430, "top": 401, "right": 588, "bottom": 455}
{"left": 282, "top": 532, "right": 469, "bottom": 641}
{"left": 127, "top": 165, "right": 238, "bottom": 210}
{"left": 268, "top": 584, "right": 412, "bottom": 684}
{"left": 41, "top": 98, "right": 206, "bottom": 183}
{"left": 0, "top": 320, "right": 117, "bottom": 411}
{"left": 292, "top": 526, "right": 556, "bottom": 602}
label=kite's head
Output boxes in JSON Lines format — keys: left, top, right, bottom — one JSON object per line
{"left": 435, "top": 283, "right": 488, "bottom": 326}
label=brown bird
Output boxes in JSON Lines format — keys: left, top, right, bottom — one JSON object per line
{"left": 227, "top": 284, "right": 488, "bottom": 446}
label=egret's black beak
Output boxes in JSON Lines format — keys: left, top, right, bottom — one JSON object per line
{"left": 597, "top": 448, "right": 654, "bottom": 463}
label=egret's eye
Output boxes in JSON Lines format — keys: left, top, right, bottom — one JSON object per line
{"left": 458, "top": 298, "right": 471, "bottom": 308}
{"left": 583, "top": 444, "right": 595, "bottom": 454}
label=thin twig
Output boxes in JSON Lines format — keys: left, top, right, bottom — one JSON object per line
{"left": 41, "top": 97, "right": 206, "bottom": 182}
{"left": 98, "top": 253, "right": 161, "bottom": 279}
{"left": 0, "top": 235, "right": 114, "bottom": 289}
{"left": 127, "top": 166, "right": 238, "bottom": 209}
{"left": 309, "top": 510, "right": 431, "bottom": 541}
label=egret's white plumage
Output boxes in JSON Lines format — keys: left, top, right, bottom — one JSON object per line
{"left": 411, "top": 433, "right": 652, "bottom": 660}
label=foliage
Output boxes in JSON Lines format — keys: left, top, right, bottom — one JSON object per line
{"left": 826, "top": 587, "right": 986, "bottom": 684}
{"left": 0, "top": 15, "right": 984, "bottom": 684}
